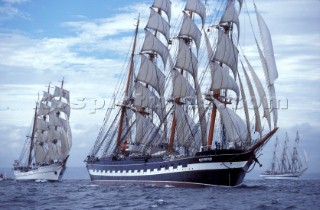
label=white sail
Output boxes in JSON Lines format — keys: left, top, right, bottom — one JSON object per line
{"left": 133, "top": 82, "right": 163, "bottom": 119}
{"left": 36, "top": 118, "right": 49, "bottom": 131}
{"left": 255, "top": 5, "right": 278, "bottom": 85}
{"left": 241, "top": 63, "right": 262, "bottom": 136}
{"left": 184, "top": 0, "right": 206, "bottom": 27}
{"left": 171, "top": 69, "right": 195, "bottom": 100}
{"left": 213, "top": 99, "right": 248, "bottom": 144}
{"left": 213, "top": 30, "right": 239, "bottom": 77}
{"left": 210, "top": 62, "right": 239, "bottom": 97}
{"left": 175, "top": 39, "right": 198, "bottom": 76}
{"left": 135, "top": 112, "right": 161, "bottom": 145}
{"left": 152, "top": 0, "right": 171, "bottom": 22}
{"left": 34, "top": 143, "right": 47, "bottom": 164}
{"left": 41, "top": 91, "right": 53, "bottom": 102}
{"left": 49, "top": 112, "right": 69, "bottom": 131}
{"left": 175, "top": 104, "right": 199, "bottom": 147}
{"left": 178, "top": 12, "right": 202, "bottom": 52}
{"left": 137, "top": 54, "right": 165, "bottom": 95}
{"left": 146, "top": 9, "right": 170, "bottom": 42}
{"left": 38, "top": 103, "right": 51, "bottom": 116}
{"left": 51, "top": 99, "right": 71, "bottom": 118}
{"left": 53, "top": 86, "right": 70, "bottom": 103}
{"left": 238, "top": 74, "right": 251, "bottom": 142}
{"left": 244, "top": 55, "right": 271, "bottom": 130}
{"left": 219, "top": 0, "right": 240, "bottom": 41}
{"left": 141, "top": 30, "right": 168, "bottom": 66}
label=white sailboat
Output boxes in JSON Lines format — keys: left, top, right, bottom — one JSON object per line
{"left": 261, "top": 131, "right": 308, "bottom": 179}
{"left": 13, "top": 79, "right": 72, "bottom": 182}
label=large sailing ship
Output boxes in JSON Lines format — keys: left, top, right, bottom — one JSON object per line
{"left": 85, "top": 0, "right": 280, "bottom": 186}
{"left": 13, "top": 80, "right": 72, "bottom": 181}
{"left": 261, "top": 131, "right": 308, "bottom": 180}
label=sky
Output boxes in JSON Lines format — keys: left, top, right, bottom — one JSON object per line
{"left": 0, "top": 0, "right": 319, "bottom": 176}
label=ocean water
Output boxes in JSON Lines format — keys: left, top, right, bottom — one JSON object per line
{"left": 1, "top": 168, "right": 319, "bottom": 210}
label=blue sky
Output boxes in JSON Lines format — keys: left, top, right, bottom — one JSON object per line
{"left": 0, "top": 0, "right": 319, "bottom": 176}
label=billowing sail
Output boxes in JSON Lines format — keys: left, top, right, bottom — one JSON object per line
{"left": 152, "top": 0, "right": 171, "bottom": 22}
{"left": 141, "top": 30, "right": 168, "bottom": 66}
{"left": 219, "top": 0, "right": 240, "bottom": 41}
{"left": 210, "top": 62, "right": 239, "bottom": 97}
{"left": 175, "top": 39, "right": 198, "bottom": 76}
{"left": 137, "top": 54, "right": 165, "bottom": 95}
{"left": 244, "top": 55, "right": 271, "bottom": 130}
{"left": 146, "top": 9, "right": 170, "bottom": 42}
{"left": 184, "top": 0, "right": 206, "bottom": 27}
{"left": 178, "top": 12, "right": 202, "bottom": 52}
{"left": 171, "top": 69, "right": 195, "bottom": 100}
{"left": 213, "top": 30, "right": 239, "bottom": 77}
{"left": 213, "top": 99, "right": 248, "bottom": 144}
{"left": 255, "top": 6, "right": 278, "bottom": 85}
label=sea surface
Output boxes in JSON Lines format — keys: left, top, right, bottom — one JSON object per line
{"left": 1, "top": 168, "right": 319, "bottom": 210}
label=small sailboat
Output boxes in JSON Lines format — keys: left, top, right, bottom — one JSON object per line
{"left": 261, "top": 131, "right": 308, "bottom": 179}
{"left": 85, "top": 0, "right": 280, "bottom": 187}
{"left": 13, "top": 79, "right": 72, "bottom": 182}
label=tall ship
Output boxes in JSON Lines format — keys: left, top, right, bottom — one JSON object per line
{"left": 86, "top": 0, "right": 279, "bottom": 186}
{"left": 13, "top": 79, "right": 72, "bottom": 181}
{"left": 261, "top": 131, "right": 308, "bottom": 180}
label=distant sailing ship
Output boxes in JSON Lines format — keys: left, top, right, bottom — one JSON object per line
{"left": 261, "top": 131, "right": 308, "bottom": 180}
{"left": 13, "top": 80, "right": 72, "bottom": 181}
{"left": 85, "top": 0, "right": 279, "bottom": 186}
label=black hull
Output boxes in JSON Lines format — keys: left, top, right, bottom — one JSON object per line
{"left": 86, "top": 149, "right": 255, "bottom": 187}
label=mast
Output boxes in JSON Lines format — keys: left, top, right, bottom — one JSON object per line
{"left": 116, "top": 17, "right": 140, "bottom": 148}
{"left": 28, "top": 103, "right": 38, "bottom": 166}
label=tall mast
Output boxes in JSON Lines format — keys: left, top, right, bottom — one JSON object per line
{"left": 28, "top": 103, "right": 38, "bottom": 166}
{"left": 116, "top": 16, "right": 140, "bottom": 148}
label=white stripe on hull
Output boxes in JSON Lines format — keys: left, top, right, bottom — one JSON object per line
{"left": 14, "top": 164, "right": 64, "bottom": 181}
{"left": 88, "top": 161, "right": 248, "bottom": 177}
